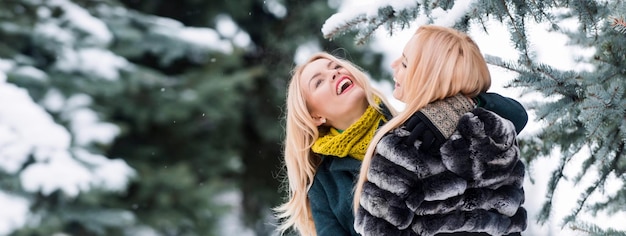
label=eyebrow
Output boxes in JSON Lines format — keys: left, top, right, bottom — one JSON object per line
{"left": 308, "top": 60, "right": 334, "bottom": 88}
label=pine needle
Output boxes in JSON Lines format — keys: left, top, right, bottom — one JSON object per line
{"left": 610, "top": 16, "right": 626, "bottom": 34}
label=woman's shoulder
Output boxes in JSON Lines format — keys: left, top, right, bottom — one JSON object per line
{"left": 389, "top": 97, "right": 472, "bottom": 151}
{"left": 310, "top": 156, "right": 361, "bottom": 197}
{"left": 453, "top": 107, "right": 518, "bottom": 140}
{"left": 417, "top": 95, "right": 475, "bottom": 137}
{"left": 441, "top": 107, "right": 523, "bottom": 188}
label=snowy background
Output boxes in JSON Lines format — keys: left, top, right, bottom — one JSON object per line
{"left": 1, "top": 0, "right": 624, "bottom": 235}
{"left": 328, "top": 0, "right": 626, "bottom": 235}
{"left": 0, "top": 67, "right": 136, "bottom": 234}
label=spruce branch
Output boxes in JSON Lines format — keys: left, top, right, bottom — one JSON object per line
{"left": 355, "top": 6, "right": 397, "bottom": 45}
{"left": 498, "top": 0, "right": 532, "bottom": 64}
{"left": 610, "top": 16, "right": 626, "bottom": 34}
{"left": 538, "top": 151, "right": 574, "bottom": 223}
{"left": 528, "top": 0, "right": 560, "bottom": 29}
{"left": 323, "top": 15, "right": 368, "bottom": 40}
{"left": 589, "top": 187, "right": 626, "bottom": 215}
{"left": 571, "top": 0, "right": 601, "bottom": 39}
{"left": 570, "top": 221, "right": 626, "bottom": 236}
{"left": 562, "top": 147, "right": 620, "bottom": 227}
{"left": 573, "top": 145, "right": 600, "bottom": 183}
{"left": 323, "top": 2, "right": 420, "bottom": 44}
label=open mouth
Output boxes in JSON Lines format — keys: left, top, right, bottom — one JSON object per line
{"left": 336, "top": 77, "right": 354, "bottom": 95}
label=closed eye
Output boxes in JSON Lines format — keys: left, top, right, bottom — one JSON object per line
{"left": 401, "top": 53, "right": 408, "bottom": 69}
{"left": 314, "top": 79, "right": 322, "bottom": 88}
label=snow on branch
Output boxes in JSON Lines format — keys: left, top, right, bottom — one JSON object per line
{"left": 322, "top": 0, "right": 477, "bottom": 44}
{"left": 322, "top": 1, "right": 420, "bottom": 44}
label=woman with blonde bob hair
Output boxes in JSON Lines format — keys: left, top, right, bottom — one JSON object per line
{"left": 354, "top": 25, "right": 527, "bottom": 235}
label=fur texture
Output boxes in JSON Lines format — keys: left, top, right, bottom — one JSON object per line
{"left": 355, "top": 108, "right": 526, "bottom": 236}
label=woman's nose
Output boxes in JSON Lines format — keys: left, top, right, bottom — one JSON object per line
{"left": 331, "top": 69, "right": 340, "bottom": 80}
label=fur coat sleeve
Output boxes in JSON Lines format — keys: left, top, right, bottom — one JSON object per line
{"left": 354, "top": 98, "right": 527, "bottom": 236}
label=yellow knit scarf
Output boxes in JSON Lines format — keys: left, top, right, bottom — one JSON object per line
{"left": 311, "top": 104, "right": 385, "bottom": 160}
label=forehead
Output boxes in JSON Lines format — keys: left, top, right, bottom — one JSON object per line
{"left": 402, "top": 35, "right": 420, "bottom": 59}
{"left": 299, "top": 58, "right": 332, "bottom": 85}
{"left": 301, "top": 58, "right": 331, "bottom": 78}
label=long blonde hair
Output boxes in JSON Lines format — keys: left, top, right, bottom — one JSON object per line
{"left": 354, "top": 25, "right": 492, "bottom": 211}
{"left": 274, "top": 52, "right": 396, "bottom": 235}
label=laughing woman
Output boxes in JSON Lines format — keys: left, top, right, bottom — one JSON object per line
{"left": 354, "top": 25, "right": 527, "bottom": 236}
{"left": 274, "top": 52, "right": 528, "bottom": 236}
{"left": 274, "top": 52, "right": 398, "bottom": 236}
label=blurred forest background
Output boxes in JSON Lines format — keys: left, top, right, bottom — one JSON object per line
{"left": 0, "top": 0, "right": 387, "bottom": 235}
{"left": 1, "top": 0, "right": 625, "bottom": 236}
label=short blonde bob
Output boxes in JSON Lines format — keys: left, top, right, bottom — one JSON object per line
{"left": 354, "top": 25, "right": 491, "bottom": 211}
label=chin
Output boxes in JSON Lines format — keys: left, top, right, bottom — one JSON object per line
{"left": 392, "top": 93, "right": 402, "bottom": 101}
{"left": 349, "top": 87, "right": 366, "bottom": 99}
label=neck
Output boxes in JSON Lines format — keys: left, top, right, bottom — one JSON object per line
{"left": 331, "top": 102, "right": 369, "bottom": 131}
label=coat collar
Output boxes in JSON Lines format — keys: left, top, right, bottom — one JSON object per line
{"left": 324, "top": 155, "right": 361, "bottom": 172}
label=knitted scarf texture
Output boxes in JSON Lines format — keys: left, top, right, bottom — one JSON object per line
{"left": 311, "top": 105, "right": 384, "bottom": 161}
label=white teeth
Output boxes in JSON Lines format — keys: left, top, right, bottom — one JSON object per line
{"left": 337, "top": 79, "right": 352, "bottom": 95}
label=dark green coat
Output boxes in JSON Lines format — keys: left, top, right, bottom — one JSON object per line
{"left": 306, "top": 93, "right": 527, "bottom": 236}
{"left": 309, "top": 156, "right": 361, "bottom": 236}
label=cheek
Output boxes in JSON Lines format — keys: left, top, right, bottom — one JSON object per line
{"left": 304, "top": 92, "right": 323, "bottom": 113}
{"left": 392, "top": 88, "right": 403, "bottom": 101}
{"left": 396, "top": 71, "right": 405, "bottom": 83}
{"left": 307, "top": 100, "right": 325, "bottom": 117}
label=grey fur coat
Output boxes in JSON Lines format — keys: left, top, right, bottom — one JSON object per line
{"left": 354, "top": 96, "right": 527, "bottom": 236}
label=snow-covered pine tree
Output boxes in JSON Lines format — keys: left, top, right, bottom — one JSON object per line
{"left": 0, "top": 0, "right": 237, "bottom": 234}
{"left": 323, "top": 1, "right": 625, "bottom": 235}
{"left": 0, "top": 0, "right": 139, "bottom": 234}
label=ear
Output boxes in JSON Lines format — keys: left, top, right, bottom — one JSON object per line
{"left": 312, "top": 116, "right": 326, "bottom": 127}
